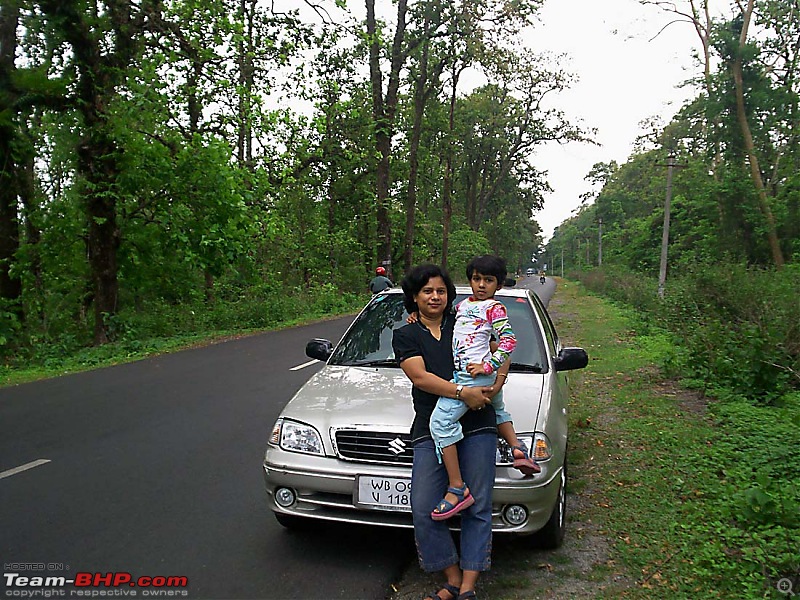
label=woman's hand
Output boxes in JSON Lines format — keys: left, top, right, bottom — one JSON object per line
{"left": 460, "top": 386, "right": 490, "bottom": 410}
{"left": 482, "top": 384, "right": 500, "bottom": 399}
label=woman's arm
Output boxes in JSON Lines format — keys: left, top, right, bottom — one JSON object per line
{"left": 399, "top": 356, "right": 489, "bottom": 410}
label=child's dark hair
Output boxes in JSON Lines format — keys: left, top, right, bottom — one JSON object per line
{"left": 466, "top": 255, "right": 507, "bottom": 284}
{"left": 401, "top": 264, "right": 457, "bottom": 315}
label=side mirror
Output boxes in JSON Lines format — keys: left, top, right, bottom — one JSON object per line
{"left": 554, "top": 347, "right": 588, "bottom": 372}
{"left": 306, "top": 339, "right": 334, "bottom": 362}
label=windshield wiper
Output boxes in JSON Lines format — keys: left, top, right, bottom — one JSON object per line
{"left": 509, "top": 362, "right": 545, "bottom": 373}
{"left": 348, "top": 359, "right": 399, "bottom": 368}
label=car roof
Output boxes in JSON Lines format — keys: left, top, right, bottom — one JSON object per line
{"left": 382, "top": 286, "right": 529, "bottom": 298}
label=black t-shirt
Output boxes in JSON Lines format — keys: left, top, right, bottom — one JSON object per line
{"left": 392, "top": 313, "right": 497, "bottom": 444}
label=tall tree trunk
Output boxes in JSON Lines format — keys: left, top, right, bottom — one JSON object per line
{"left": 366, "top": 0, "right": 408, "bottom": 279}
{"left": 441, "top": 63, "right": 463, "bottom": 271}
{"left": 404, "top": 36, "right": 430, "bottom": 274}
{"left": 732, "top": 0, "right": 784, "bottom": 268}
{"left": 19, "top": 149, "right": 42, "bottom": 321}
{"left": 0, "top": 0, "right": 22, "bottom": 315}
{"left": 79, "top": 135, "right": 121, "bottom": 345}
{"left": 237, "top": 0, "right": 254, "bottom": 168}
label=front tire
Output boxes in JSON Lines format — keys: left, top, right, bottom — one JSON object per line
{"left": 531, "top": 457, "right": 567, "bottom": 549}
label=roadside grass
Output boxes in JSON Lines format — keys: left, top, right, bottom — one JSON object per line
{"left": 471, "top": 278, "right": 800, "bottom": 599}
{"left": 0, "top": 330, "right": 251, "bottom": 387}
{"left": 0, "top": 299, "right": 365, "bottom": 388}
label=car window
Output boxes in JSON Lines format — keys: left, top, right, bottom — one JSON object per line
{"left": 329, "top": 293, "right": 548, "bottom": 372}
{"left": 329, "top": 294, "right": 407, "bottom": 366}
{"left": 492, "top": 295, "right": 549, "bottom": 373}
{"left": 529, "top": 290, "right": 558, "bottom": 355}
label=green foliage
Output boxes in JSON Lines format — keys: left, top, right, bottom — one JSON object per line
{"left": 556, "top": 281, "right": 800, "bottom": 598}
{"left": 0, "top": 300, "right": 21, "bottom": 347}
{"left": 578, "top": 263, "right": 800, "bottom": 405}
{"left": 445, "top": 227, "right": 492, "bottom": 281}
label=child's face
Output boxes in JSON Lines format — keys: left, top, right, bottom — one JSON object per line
{"left": 469, "top": 271, "right": 499, "bottom": 300}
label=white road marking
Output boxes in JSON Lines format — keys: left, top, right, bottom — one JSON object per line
{"left": 290, "top": 359, "right": 319, "bottom": 371}
{"left": 0, "top": 459, "right": 51, "bottom": 480}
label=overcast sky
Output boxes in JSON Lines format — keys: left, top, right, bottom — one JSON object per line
{"left": 528, "top": 0, "right": 702, "bottom": 241}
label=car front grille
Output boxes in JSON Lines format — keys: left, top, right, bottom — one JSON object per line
{"left": 334, "top": 430, "right": 414, "bottom": 465}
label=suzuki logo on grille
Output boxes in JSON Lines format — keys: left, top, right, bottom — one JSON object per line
{"left": 388, "top": 437, "right": 407, "bottom": 455}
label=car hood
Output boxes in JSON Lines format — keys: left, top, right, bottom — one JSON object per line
{"left": 280, "top": 365, "right": 548, "bottom": 434}
{"left": 280, "top": 365, "right": 415, "bottom": 430}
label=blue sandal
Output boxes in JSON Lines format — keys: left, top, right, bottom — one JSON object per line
{"left": 511, "top": 443, "right": 541, "bottom": 476}
{"left": 431, "top": 483, "right": 474, "bottom": 521}
{"left": 424, "top": 583, "right": 460, "bottom": 600}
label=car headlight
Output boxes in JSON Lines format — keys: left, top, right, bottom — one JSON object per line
{"left": 270, "top": 418, "right": 324, "bottom": 455}
{"left": 496, "top": 433, "right": 552, "bottom": 464}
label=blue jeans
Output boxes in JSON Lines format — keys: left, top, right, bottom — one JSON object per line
{"left": 411, "top": 434, "right": 496, "bottom": 572}
{"left": 430, "top": 371, "right": 512, "bottom": 460}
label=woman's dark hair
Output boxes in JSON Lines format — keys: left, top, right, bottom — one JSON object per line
{"left": 466, "top": 255, "right": 507, "bottom": 283}
{"left": 401, "top": 263, "right": 456, "bottom": 315}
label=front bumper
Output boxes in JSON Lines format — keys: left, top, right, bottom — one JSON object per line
{"left": 263, "top": 446, "right": 562, "bottom": 535}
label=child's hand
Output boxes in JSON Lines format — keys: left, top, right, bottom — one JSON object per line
{"left": 406, "top": 311, "right": 419, "bottom": 324}
{"left": 466, "top": 362, "right": 488, "bottom": 377}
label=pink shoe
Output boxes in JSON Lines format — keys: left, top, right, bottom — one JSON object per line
{"left": 512, "top": 444, "right": 541, "bottom": 476}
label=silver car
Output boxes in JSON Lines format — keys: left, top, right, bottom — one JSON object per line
{"left": 263, "top": 286, "right": 587, "bottom": 548}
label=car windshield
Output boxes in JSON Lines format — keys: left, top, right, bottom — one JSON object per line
{"left": 329, "top": 293, "right": 548, "bottom": 372}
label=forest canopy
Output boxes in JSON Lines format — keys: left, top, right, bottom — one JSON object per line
{"left": 1, "top": 0, "right": 798, "bottom": 361}
{"left": 0, "top": 0, "right": 587, "bottom": 350}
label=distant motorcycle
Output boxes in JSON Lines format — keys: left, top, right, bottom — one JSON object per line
{"left": 540, "top": 275, "right": 546, "bottom": 285}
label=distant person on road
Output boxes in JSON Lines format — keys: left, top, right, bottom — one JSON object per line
{"left": 392, "top": 263, "right": 499, "bottom": 600}
{"left": 427, "top": 255, "right": 538, "bottom": 524}
{"left": 369, "top": 266, "right": 393, "bottom": 294}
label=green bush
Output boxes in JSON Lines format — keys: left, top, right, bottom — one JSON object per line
{"left": 579, "top": 262, "right": 800, "bottom": 403}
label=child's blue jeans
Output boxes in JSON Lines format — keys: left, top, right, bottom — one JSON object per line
{"left": 430, "top": 370, "right": 513, "bottom": 461}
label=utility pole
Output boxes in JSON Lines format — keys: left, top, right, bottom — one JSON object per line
{"left": 657, "top": 152, "right": 684, "bottom": 298}
{"left": 597, "top": 218, "right": 603, "bottom": 267}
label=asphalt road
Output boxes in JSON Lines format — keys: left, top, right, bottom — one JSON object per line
{"left": 1, "top": 316, "right": 415, "bottom": 600}
{"left": 516, "top": 274, "right": 555, "bottom": 305}
{"left": 1, "top": 278, "right": 554, "bottom": 600}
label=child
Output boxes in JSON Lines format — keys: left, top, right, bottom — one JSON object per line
{"left": 430, "top": 255, "right": 539, "bottom": 521}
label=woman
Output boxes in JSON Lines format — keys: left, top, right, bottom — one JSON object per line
{"left": 392, "top": 263, "right": 507, "bottom": 600}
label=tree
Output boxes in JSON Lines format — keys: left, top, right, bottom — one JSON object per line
{"left": 456, "top": 50, "right": 588, "bottom": 231}
{"left": 0, "top": 0, "right": 23, "bottom": 315}
{"left": 38, "top": 0, "right": 157, "bottom": 344}
{"left": 365, "top": 0, "right": 409, "bottom": 279}
{"left": 728, "top": 1, "right": 783, "bottom": 267}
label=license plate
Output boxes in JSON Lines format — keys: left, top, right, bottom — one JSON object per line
{"left": 355, "top": 475, "right": 412, "bottom": 512}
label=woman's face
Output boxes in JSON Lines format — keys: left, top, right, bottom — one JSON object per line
{"left": 413, "top": 276, "right": 448, "bottom": 318}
